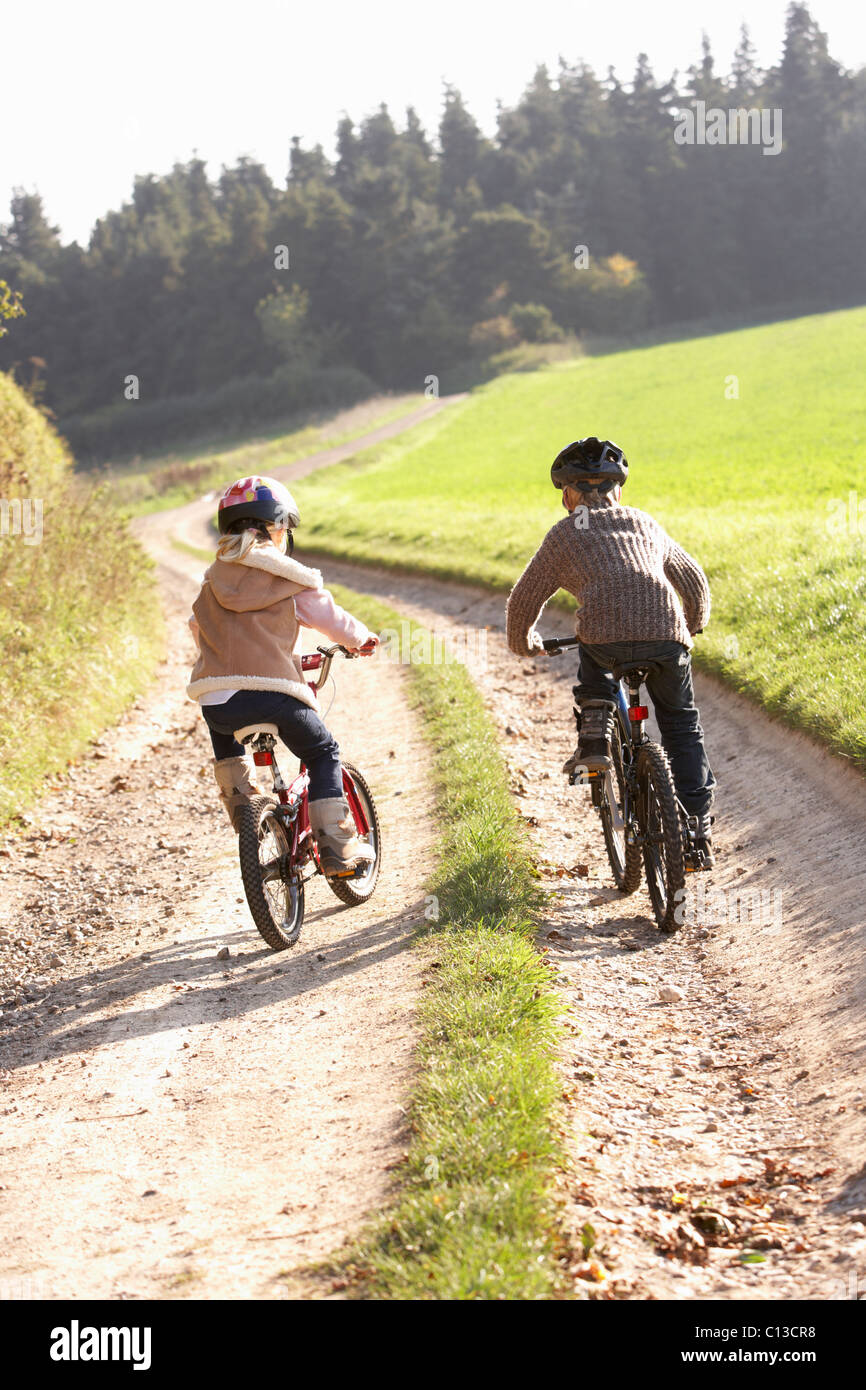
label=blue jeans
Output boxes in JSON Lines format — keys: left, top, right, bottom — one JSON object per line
{"left": 201, "top": 690, "right": 343, "bottom": 802}
{"left": 573, "top": 640, "right": 715, "bottom": 817}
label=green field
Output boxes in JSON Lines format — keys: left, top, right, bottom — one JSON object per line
{"left": 292, "top": 306, "right": 866, "bottom": 766}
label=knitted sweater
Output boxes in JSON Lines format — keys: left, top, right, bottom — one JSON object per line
{"left": 506, "top": 503, "right": 711, "bottom": 656}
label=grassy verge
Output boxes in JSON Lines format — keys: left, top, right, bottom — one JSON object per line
{"left": 98, "top": 393, "right": 425, "bottom": 518}
{"left": 0, "top": 374, "right": 164, "bottom": 826}
{"left": 317, "top": 584, "right": 569, "bottom": 1299}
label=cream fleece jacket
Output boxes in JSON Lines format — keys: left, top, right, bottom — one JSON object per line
{"left": 187, "top": 542, "right": 333, "bottom": 709}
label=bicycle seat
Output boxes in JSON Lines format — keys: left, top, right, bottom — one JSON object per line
{"left": 611, "top": 662, "right": 658, "bottom": 685}
{"left": 234, "top": 723, "right": 279, "bottom": 743}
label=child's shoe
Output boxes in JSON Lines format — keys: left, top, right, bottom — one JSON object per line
{"left": 694, "top": 812, "right": 715, "bottom": 869}
{"left": 564, "top": 699, "right": 616, "bottom": 774}
{"left": 309, "top": 796, "right": 376, "bottom": 877}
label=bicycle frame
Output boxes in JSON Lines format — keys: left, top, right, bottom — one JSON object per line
{"left": 243, "top": 645, "right": 370, "bottom": 879}
{"left": 541, "top": 635, "right": 705, "bottom": 872}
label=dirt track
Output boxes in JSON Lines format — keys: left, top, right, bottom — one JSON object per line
{"left": 2, "top": 394, "right": 866, "bottom": 1299}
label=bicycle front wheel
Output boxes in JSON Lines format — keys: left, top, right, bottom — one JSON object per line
{"left": 238, "top": 796, "right": 305, "bottom": 951}
{"left": 637, "top": 742, "right": 685, "bottom": 933}
{"left": 325, "top": 762, "right": 382, "bottom": 906}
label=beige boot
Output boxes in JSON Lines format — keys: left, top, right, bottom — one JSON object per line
{"left": 212, "top": 756, "right": 260, "bottom": 832}
{"left": 309, "top": 796, "right": 375, "bottom": 878}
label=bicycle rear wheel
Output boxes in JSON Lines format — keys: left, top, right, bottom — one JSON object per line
{"left": 595, "top": 734, "right": 642, "bottom": 893}
{"left": 238, "top": 796, "right": 305, "bottom": 951}
{"left": 637, "top": 742, "right": 685, "bottom": 932}
{"left": 325, "top": 762, "right": 382, "bottom": 906}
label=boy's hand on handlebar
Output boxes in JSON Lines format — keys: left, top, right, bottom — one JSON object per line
{"left": 539, "top": 635, "right": 581, "bottom": 655}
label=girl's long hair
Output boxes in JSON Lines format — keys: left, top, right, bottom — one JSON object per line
{"left": 216, "top": 522, "right": 274, "bottom": 564}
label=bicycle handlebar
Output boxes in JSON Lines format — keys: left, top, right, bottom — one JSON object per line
{"left": 540, "top": 636, "right": 581, "bottom": 655}
{"left": 304, "top": 641, "right": 375, "bottom": 690}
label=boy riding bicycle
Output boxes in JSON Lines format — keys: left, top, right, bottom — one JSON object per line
{"left": 505, "top": 437, "right": 716, "bottom": 865}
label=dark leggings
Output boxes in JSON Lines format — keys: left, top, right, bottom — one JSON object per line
{"left": 201, "top": 690, "right": 342, "bottom": 802}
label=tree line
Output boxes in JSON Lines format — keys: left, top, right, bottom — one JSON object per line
{"left": 1, "top": 2, "right": 863, "bottom": 438}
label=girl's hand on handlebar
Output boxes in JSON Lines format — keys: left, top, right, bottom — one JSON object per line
{"left": 351, "top": 635, "right": 379, "bottom": 655}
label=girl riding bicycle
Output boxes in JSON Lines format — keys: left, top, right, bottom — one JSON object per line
{"left": 187, "top": 475, "right": 377, "bottom": 877}
{"left": 505, "top": 437, "right": 716, "bottom": 865}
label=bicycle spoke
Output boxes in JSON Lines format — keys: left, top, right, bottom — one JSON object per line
{"left": 260, "top": 856, "right": 283, "bottom": 883}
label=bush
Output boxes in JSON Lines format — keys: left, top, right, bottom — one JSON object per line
{"left": 468, "top": 316, "right": 520, "bottom": 352}
{"left": 508, "top": 302, "right": 564, "bottom": 343}
{"left": 560, "top": 253, "right": 653, "bottom": 336}
{"left": 0, "top": 371, "right": 163, "bottom": 822}
{"left": 61, "top": 363, "right": 378, "bottom": 465}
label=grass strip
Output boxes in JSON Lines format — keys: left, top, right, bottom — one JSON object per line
{"left": 316, "top": 584, "right": 568, "bottom": 1300}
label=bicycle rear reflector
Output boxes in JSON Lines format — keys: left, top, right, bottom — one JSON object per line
{"left": 628, "top": 705, "right": 649, "bottom": 721}
{"left": 253, "top": 751, "right": 273, "bottom": 765}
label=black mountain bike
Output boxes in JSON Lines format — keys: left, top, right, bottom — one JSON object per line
{"left": 543, "top": 636, "right": 710, "bottom": 932}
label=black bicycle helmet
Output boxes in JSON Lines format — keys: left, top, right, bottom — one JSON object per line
{"left": 551, "top": 437, "right": 628, "bottom": 493}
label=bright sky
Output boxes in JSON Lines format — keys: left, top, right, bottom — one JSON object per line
{"left": 3, "top": 0, "right": 863, "bottom": 246}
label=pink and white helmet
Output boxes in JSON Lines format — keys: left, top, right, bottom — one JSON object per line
{"left": 217, "top": 476, "right": 300, "bottom": 535}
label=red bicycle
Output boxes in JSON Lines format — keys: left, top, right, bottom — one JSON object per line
{"left": 234, "top": 644, "right": 381, "bottom": 951}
